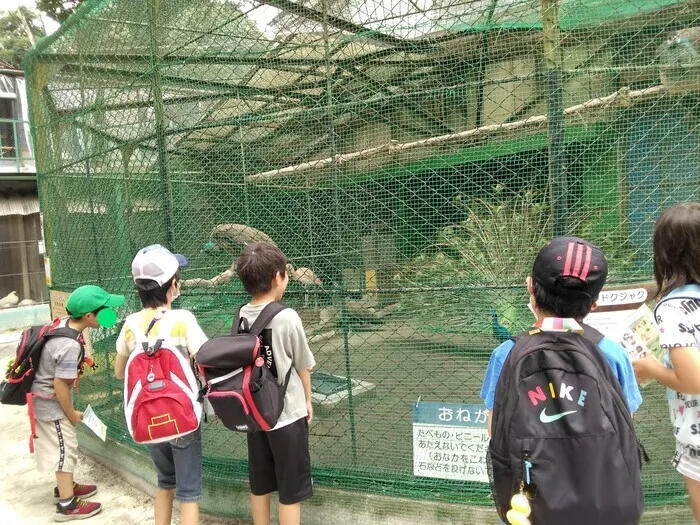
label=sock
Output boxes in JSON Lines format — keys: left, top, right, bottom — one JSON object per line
{"left": 59, "top": 496, "right": 75, "bottom": 508}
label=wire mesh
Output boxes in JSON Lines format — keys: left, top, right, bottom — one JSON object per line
{"left": 23, "top": 0, "right": 700, "bottom": 521}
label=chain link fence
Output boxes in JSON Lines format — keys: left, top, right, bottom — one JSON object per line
{"left": 24, "top": 0, "right": 700, "bottom": 521}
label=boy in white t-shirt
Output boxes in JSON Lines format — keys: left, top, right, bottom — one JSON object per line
{"left": 236, "top": 242, "right": 316, "bottom": 525}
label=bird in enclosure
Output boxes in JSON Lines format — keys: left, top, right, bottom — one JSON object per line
{"left": 658, "top": 26, "right": 700, "bottom": 92}
{"left": 490, "top": 308, "right": 512, "bottom": 343}
{"left": 0, "top": 291, "right": 19, "bottom": 309}
{"left": 181, "top": 224, "right": 322, "bottom": 287}
{"left": 202, "top": 223, "right": 277, "bottom": 255}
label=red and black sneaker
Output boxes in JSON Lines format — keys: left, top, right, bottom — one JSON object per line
{"left": 53, "top": 483, "right": 97, "bottom": 502}
{"left": 54, "top": 497, "right": 102, "bottom": 522}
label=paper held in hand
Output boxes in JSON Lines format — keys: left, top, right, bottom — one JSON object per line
{"left": 615, "top": 304, "right": 664, "bottom": 364}
{"left": 83, "top": 405, "right": 108, "bottom": 441}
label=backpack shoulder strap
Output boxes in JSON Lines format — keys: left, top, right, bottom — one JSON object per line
{"left": 246, "top": 302, "right": 289, "bottom": 336}
{"left": 44, "top": 326, "right": 82, "bottom": 341}
{"left": 153, "top": 310, "right": 177, "bottom": 341}
{"left": 231, "top": 305, "right": 245, "bottom": 335}
{"left": 581, "top": 323, "right": 605, "bottom": 345}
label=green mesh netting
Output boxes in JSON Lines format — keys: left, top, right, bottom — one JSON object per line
{"left": 23, "top": 0, "right": 700, "bottom": 521}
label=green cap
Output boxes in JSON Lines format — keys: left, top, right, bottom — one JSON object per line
{"left": 65, "top": 285, "right": 125, "bottom": 327}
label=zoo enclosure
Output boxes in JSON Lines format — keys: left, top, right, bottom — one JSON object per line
{"left": 24, "top": 0, "right": 700, "bottom": 521}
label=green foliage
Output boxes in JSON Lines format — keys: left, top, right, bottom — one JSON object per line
{"left": 395, "top": 188, "right": 552, "bottom": 286}
{"left": 395, "top": 187, "right": 638, "bottom": 287}
{"left": 0, "top": 7, "right": 45, "bottom": 69}
{"left": 36, "top": 0, "right": 83, "bottom": 23}
{"left": 392, "top": 188, "right": 639, "bottom": 335}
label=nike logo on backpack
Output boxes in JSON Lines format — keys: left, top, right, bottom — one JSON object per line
{"left": 539, "top": 408, "right": 577, "bottom": 423}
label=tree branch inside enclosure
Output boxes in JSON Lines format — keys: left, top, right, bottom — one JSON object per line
{"left": 245, "top": 84, "right": 668, "bottom": 182}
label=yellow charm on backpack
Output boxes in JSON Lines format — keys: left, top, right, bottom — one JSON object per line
{"left": 506, "top": 492, "right": 532, "bottom": 525}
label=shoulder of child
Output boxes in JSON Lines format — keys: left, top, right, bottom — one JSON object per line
{"left": 597, "top": 336, "right": 628, "bottom": 360}
{"left": 277, "top": 306, "right": 303, "bottom": 323}
{"left": 654, "top": 297, "right": 688, "bottom": 320}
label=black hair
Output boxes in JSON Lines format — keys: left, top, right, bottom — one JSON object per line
{"left": 236, "top": 242, "right": 287, "bottom": 296}
{"left": 653, "top": 202, "right": 700, "bottom": 298}
{"left": 532, "top": 278, "right": 596, "bottom": 320}
{"left": 135, "top": 269, "right": 181, "bottom": 309}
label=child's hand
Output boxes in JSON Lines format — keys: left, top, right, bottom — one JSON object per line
{"left": 306, "top": 399, "right": 314, "bottom": 424}
{"left": 633, "top": 356, "right": 659, "bottom": 384}
{"left": 68, "top": 410, "right": 84, "bottom": 425}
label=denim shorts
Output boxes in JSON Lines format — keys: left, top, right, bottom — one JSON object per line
{"left": 147, "top": 427, "right": 203, "bottom": 502}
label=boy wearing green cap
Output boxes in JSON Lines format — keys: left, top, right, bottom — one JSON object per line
{"left": 31, "top": 284, "right": 124, "bottom": 522}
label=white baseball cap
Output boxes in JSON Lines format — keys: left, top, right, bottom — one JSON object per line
{"left": 132, "top": 244, "right": 188, "bottom": 288}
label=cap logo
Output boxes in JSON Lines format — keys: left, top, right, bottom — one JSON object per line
{"left": 562, "top": 242, "right": 592, "bottom": 281}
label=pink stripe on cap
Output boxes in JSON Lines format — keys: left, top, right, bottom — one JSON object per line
{"left": 562, "top": 241, "right": 575, "bottom": 276}
{"left": 578, "top": 246, "right": 592, "bottom": 281}
{"left": 572, "top": 243, "right": 584, "bottom": 279}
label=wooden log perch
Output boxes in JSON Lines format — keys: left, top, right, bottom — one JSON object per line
{"left": 246, "top": 84, "right": 667, "bottom": 183}
{"left": 181, "top": 267, "right": 235, "bottom": 288}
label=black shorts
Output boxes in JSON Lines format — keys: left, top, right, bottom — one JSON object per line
{"left": 247, "top": 417, "right": 313, "bottom": 505}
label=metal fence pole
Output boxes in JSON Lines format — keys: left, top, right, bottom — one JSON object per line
{"left": 541, "top": 0, "right": 568, "bottom": 235}
{"left": 147, "top": 0, "right": 175, "bottom": 250}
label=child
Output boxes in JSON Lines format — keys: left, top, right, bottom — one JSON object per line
{"left": 114, "top": 244, "right": 208, "bottom": 525}
{"left": 481, "top": 236, "right": 642, "bottom": 431}
{"left": 633, "top": 202, "right": 700, "bottom": 521}
{"left": 481, "top": 237, "right": 644, "bottom": 524}
{"left": 236, "top": 242, "right": 315, "bottom": 525}
{"left": 31, "top": 284, "right": 125, "bottom": 521}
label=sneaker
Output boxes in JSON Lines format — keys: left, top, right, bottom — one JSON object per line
{"left": 53, "top": 483, "right": 97, "bottom": 502}
{"left": 54, "top": 497, "right": 102, "bottom": 522}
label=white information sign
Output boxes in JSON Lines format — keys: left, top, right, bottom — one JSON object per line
{"left": 412, "top": 401, "right": 490, "bottom": 483}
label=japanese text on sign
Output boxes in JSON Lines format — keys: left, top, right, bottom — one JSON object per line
{"left": 596, "top": 288, "right": 647, "bottom": 307}
{"left": 412, "top": 401, "right": 490, "bottom": 483}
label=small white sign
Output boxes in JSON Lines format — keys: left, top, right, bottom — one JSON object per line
{"left": 583, "top": 310, "right": 632, "bottom": 336}
{"left": 412, "top": 401, "right": 490, "bottom": 483}
{"left": 596, "top": 288, "right": 648, "bottom": 307}
{"left": 83, "top": 405, "right": 107, "bottom": 441}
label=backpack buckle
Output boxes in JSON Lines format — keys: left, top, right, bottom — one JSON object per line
{"left": 143, "top": 339, "right": 163, "bottom": 357}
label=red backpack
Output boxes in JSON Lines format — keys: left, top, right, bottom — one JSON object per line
{"left": 1, "top": 320, "right": 88, "bottom": 406}
{"left": 123, "top": 311, "right": 202, "bottom": 444}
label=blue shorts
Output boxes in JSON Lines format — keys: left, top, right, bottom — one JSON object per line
{"left": 147, "top": 427, "right": 203, "bottom": 502}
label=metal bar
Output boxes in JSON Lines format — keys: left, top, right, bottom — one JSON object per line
{"left": 148, "top": 0, "right": 175, "bottom": 250}
{"left": 56, "top": 63, "right": 317, "bottom": 100}
{"left": 12, "top": 119, "right": 20, "bottom": 172}
{"left": 474, "top": 0, "right": 499, "bottom": 128}
{"left": 541, "top": 0, "right": 567, "bottom": 235}
{"left": 259, "top": 0, "right": 433, "bottom": 51}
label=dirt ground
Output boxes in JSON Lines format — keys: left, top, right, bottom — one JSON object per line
{"left": 0, "top": 403, "right": 242, "bottom": 525}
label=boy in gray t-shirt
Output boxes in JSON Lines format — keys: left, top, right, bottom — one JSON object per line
{"left": 30, "top": 285, "right": 124, "bottom": 522}
{"left": 236, "top": 242, "right": 316, "bottom": 525}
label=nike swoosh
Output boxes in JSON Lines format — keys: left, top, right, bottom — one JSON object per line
{"left": 539, "top": 408, "right": 577, "bottom": 423}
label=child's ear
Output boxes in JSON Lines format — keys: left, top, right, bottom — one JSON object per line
{"left": 526, "top": 276, "right": 534, "bottom": 295}
{"left": 590, "top": 301, "right": 599, "bottom": 312}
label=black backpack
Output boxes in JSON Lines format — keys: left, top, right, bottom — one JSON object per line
{"left": 488, "top": 325, "right": 645, "bottom": 525}
{"left": 1, "top": 321, "right": 85, "bottom": 406}
{"left": 196, "top": 302, "right": 290, "bottom": 432}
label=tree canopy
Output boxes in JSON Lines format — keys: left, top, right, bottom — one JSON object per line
{"left": 0, "top": 7, "right": 46, "bottom": 69}
{"left": 36, "top": 0, "right": 84, "bottom": 23}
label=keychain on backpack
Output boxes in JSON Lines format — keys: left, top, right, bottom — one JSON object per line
{"left": 506, "top": 458, "right": 533, "bottom": 525}
{"left": 506, "top": 489, "right": 532, "bottom": 525}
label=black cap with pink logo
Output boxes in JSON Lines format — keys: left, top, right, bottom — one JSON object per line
{"left": 532, "top": 237, "right": 608, "bottom": 299}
